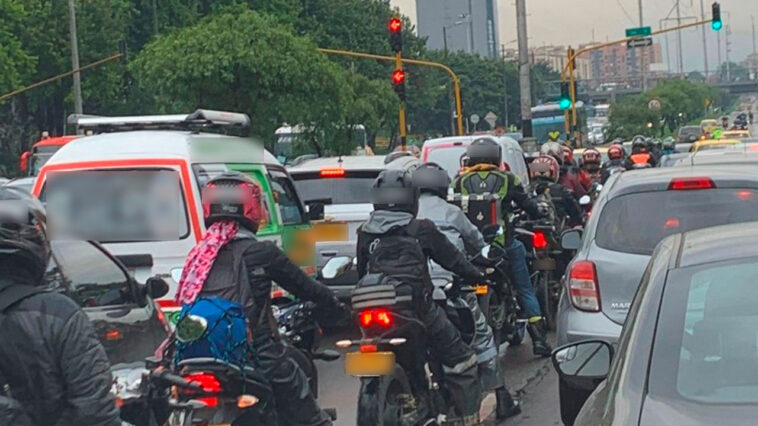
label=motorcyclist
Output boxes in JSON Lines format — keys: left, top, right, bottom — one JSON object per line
{"left": 0, "top": 187, "right": 120, "bottom": 426}
{"left": 625, "top": 138, "right": 657, "bottom": 169}
{"left": 529, "top": 155, "right": 583, "bottom": 227}
{"left": 661, "top": 137, "right": 678, "bottom": 156}
{"left": 579, "top": 147, "right": 602, "bottom": 187}
{"left": 413, "top": 162, "right": 521, "bottom": 420}
{"left": 601, "top": 144, "right": 626, "bottom": 184}
{"left": 356, "top": 168, "right": 483, "bottom": 425}
{"left": 174, "top": 171, "right": 346, "bottom": 426}
{"left": 541, "top": 142, "right": 587, "bottom": 200}
{"left": 721, "top": 116, "right": 729, "bottom": 130}
{"left": 452, "top": 139, "right": 553, "bottom": 357}
{"left": 547, "top": 130, "right": 563, "bottom": 143}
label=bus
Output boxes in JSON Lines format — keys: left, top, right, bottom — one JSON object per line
{"left": 531, "top": 102, "right": 587, "bottom": 143}
{"left": 274, "top": 124, "right": 368, "bottom": 164}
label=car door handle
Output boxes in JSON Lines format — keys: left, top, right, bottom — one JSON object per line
{"left": 320, "top": 251, "right": 338, "bottom": 258}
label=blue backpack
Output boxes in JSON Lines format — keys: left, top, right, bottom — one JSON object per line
{"left": 174, "top": 297, "right": 250, "bottom": 366}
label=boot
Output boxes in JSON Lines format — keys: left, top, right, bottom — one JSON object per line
{"left": 527, "top": 318, "right": 552, "bottom": 357}
{"left": 496, "top": 387, "right": 521, "bottom": 419}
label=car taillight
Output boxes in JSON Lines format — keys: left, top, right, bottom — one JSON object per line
{"left": 569, "top": 261, "right": 600, "bottom": 312}
{"left": 533, "top": 231, "right": 548, "bottom": 250}
{"left": 668, "top": 177, "right": 715, "bottom": 190}
{"left": 358, "top": 309, "right": 393, "bottom": 328}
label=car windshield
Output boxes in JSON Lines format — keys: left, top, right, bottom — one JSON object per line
{"left": 292, "top": 172, "right": 378, "bottom": 205}
{"left": 650, "top": 258, "right": 758, "bottom": 404}
{"left": 44, "top": 169, "right": 189, "bottom": 243}
{"left": 48, "top": 240, "right": 135, "bottom": 307}
{"left": 596, "top": 188, "right": 758, "bottom": 255}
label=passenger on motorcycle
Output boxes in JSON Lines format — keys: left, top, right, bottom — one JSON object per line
{"left": 356, "top": 169, "right": 484, "bottom": 425}
{"left": 579, "top": 147, "right": 602, "bottom": 190}
{"left": 601, "top": 144, "right": 626, "bottom": 184}
{"left": 175, "top": 171, "right": 346, "bottom": 426}
{"left": 413, "top": 162, "right": 521, "bottom": 420}
{"left": 529, "top": 155, "right": 583, "bottom": 227}
{"left": 0, "top": 187, "right": 120, "bottom": 426}
{"left": 625, "top": 138, "right": 657, "bottom": 169}
{"left": 541, "top": 142, "right": 588, "bottom": 200}
{"left": 453, "top": 139, "right": 553, "bottom": 357}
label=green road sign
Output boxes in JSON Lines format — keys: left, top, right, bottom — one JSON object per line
{"left": 626, "top": 26, "right": 652, "bottom": 37}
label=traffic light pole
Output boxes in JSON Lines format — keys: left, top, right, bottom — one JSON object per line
{"left": 318, "top": 48, "right": 465, "bottom": 136}
{"left": 395, "top": 51, "right": 407, "bottom": 148}
{"left": 560, "top": 17, "right": 715, "bottom": 142}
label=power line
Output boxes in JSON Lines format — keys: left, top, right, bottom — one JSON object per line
{"left": 615, "top": 0, "right": 637, "bottom": 25}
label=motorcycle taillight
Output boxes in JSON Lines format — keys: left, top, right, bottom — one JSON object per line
{"left": 533, "top": 231, "right": 548, "bottom": 250}
{"left": 358, "top": 309, "right": 393, "bottom": 328}
{"left": 182, "top": 372, "right": 223, "bottom": 408}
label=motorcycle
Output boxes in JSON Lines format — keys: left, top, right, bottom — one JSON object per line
{"left": 168, "top": 301, "right": 340, "bottom": 424}
{"left": 323, "top": 249, "right": 501, "bottom": 425}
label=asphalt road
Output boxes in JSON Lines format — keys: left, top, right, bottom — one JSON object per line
{"left": 315, "top": 327, "right": 557, "bottom": 425}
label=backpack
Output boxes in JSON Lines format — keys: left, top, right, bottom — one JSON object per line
{"left": 0, "top": 284, "right": 45, "bottom": 426}
{"left": 174, "top": 296, "right": 251, "bottom": 366}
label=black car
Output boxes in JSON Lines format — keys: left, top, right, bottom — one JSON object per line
{"left": 553, "top": 221, "right": 758, "bottom": 425}
{"left": 48, "top": 240, "right": 170, "bottom": 367}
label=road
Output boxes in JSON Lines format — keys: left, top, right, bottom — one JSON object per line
{"left": 315, "top": 328, "right": 557, "bottom": 425}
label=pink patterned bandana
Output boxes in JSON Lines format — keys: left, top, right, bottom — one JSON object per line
{"left": 175, "top": 220, "right": 239, "bottom": 305}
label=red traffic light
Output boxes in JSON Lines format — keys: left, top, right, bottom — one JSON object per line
{"left": 392, "top": 69, "right": 405, "bottom": 84}
{"left": 389, "top": 17, "right": 402, "bottom": 33}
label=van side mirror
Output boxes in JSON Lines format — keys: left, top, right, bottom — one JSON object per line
{"left": 19, "top": 151, "right": 30, "bottom": 173}
{"left": 561, "top": 228, "right": 583, "bottom": 250}
{"left": 321, "top": 256, "right": 352, "bottom": 280}
{"left": 144, "top": 276, "right": 169, "bottom": 300}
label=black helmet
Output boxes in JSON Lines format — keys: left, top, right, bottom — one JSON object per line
{"left": 466, "top": 138, "right": 501, "bottom": 166}
{"left": 412, "top": 162, "right": 451, "bottom": 198}
{"left": 202, "top": 171, "right": 265, "bottom": 232}
{"left": 632, "top": 138, "right": 647, "bottom": 152}
{"left": 371, "top": 169, "right": 419, "bottom": 215}
{"left": 0, "top": 187, "right": 50, "bottom": 280}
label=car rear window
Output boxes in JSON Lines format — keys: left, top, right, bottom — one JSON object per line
{"left": 292, "top": 171, "right": 378, "bottom": 205}
{"left": 679, "top": 127, "right": 701, "bottom": 137}
{"left": 650, "top": 258, "right": 758, "bottom": 404}
{"left": 596, "top": 188, "right": 758, "bottom": 255}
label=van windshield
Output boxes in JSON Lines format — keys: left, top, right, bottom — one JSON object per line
{"left": 44, "top": 169, "right": 189, "bottom": 242}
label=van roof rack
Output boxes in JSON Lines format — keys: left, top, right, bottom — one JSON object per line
{"left": 67, "top": 109, "right": 251, "bottom": 136}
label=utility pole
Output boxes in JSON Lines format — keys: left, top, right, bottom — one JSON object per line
{"left": 726, "top": 23, "right": 731, "bottom": 81}
{"left": 152, "top": 0, "right": 159, "bottom": 35}
{"left": 515, "top": 0, "right": 532, "bottom": 137}
{"left": 501, "top": 44, "right": 509, "bottom": 128}
{"left": 676, "top": 0, "right": 684, "bottom": 76}
{"left": 717, "top": 30, "right": 722, "bottom": 81}
{"left": 752, "top": 16, "right": 756, "bottom": 78}
{"left": 638, "top": 0, "right": 647, "bottom": 90}
{"left": 700, "top": 0, "right": 709, "bottom": 79}
{"left": 467, "top": 0, "right": 475, "bottom": 53}
{"left": 67, "top": 0, "right": 83, "bottom": 115}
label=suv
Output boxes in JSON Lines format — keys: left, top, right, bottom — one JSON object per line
{"left": 677, "top": 125, "right": 702, "bottom": 152}
{"left": 287, "top": 154, "right": 419, "bottom": 298}
{"left": 556, "top": 166, "right": 758, "bottom": 424}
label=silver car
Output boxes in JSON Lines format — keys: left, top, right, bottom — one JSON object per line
{"left": 556, "top": 166, "right": 758, "bottom": 424}
{"left": 554, "top": 222, "right": 758, "bottom": 425}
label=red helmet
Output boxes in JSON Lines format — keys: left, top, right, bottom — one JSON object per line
{"left": 560, "top": 145, "right": 574, "bottom": 164}
{"left": 582, "top": 148, "right": 601, "bottom": 165}
{"left": 529, "top": 155, "right": 560, "bottom": 182}
{"left": 608, "top": 144, "right": 624, "bottom": 160}
{"left": 202, "top": 172, "right": 265, "bottom": 232}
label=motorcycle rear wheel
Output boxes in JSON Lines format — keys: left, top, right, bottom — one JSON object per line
{"left": 357, "top": 368, "right": 411, "bottom": 426}
{"left": 536, "top": 271, "right": 556, "bottom": 331}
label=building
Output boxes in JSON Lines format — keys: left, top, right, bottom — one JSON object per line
{"left": 530, "top": 45, "right": 593, "bottom": 80}
{"left": 581, "top": 42, "right": 662, "bottom": 89}
{"left": 416, "top": 0, "right": 499, "bottom": 58}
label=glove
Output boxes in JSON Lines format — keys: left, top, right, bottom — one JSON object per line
{"left": 313, "top": 298, "right": 350, "bottom": 328}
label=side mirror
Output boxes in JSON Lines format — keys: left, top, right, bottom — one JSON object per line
{"left": 307, "top": 202, "right": 325, "bottom": 221}
{"left": 579, "top": 195, "right": 592, "bottom": 206}
{"left": 561, "top": 228, "right": 583, "bottom": 250}
{"left": 482, "top": 225, "right": 504, "bottom": 244}
{"left": 144, "top": 276, "right": 169, "bottom": 300}
{"left": 481, "top": 244, "right": 505, "bottom": 260}
{"left": 321, "top": 256, "right": 352, "bottom": 280}
{"left": 19, "top": 151, "right": 30, "bottom": 173}
{"left": 552, "top": 339, "right": 614, "bottom": 381}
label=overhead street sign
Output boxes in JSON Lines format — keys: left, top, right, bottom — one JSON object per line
{"left": 627, "top": 37, "right": 653, "bottom": 49}
{"left": 626, "top": 26, "right": 652, "bottom": 37}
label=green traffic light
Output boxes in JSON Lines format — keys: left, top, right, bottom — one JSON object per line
{"left": 559, "top": 98, "right": 572, "bottom": 110}
{"left": 712, "top": 20, "right": 722, "bottom": 31}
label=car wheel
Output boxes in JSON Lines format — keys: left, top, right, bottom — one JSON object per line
{"left": 559, "top": 376, "right": 592, "bottom": 426}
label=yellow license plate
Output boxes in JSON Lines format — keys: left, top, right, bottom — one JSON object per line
{"left": 474, "top": 285, "right": 489, "bottom": 295}
{"left": 345, "top": 351, "right": 395, "bottom": 376}
{"left": 311, "top": 222, "right": 348, "bottom": 242}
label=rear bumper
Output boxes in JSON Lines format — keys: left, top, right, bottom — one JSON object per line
{"left": 556, "top": 292, "right": 623, "bottom": 346}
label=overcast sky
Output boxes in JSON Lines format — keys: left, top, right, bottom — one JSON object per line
{"left": 390, "top": 0, "right": 758, "bottom": 72}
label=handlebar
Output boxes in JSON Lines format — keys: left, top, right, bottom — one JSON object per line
{"left": 150, "top": 369, "right": 202, "bottom": 391}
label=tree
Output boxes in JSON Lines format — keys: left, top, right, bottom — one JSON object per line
{"left": 131, "top": 7, "right": 352, "bottom": 147}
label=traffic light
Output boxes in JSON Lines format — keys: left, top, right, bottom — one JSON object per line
{"left": 711, "top": 2, "right": 722, "bottom": 31}
{"left": 389, "top": 17, "right": 402, "bottom": 53}
{"left": 559, "top": 82, "right": 571, "bottom": 110}
{"left": 392, "top": 69, "right": 406, "bottom": 101}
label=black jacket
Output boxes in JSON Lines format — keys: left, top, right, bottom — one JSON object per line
{"left": 0, "top": 273, "right": 120, "bottom": 426}
{"left": 531, "top": 179, "right": 583, "bottom": 227}
{"left": 356, "top": 212, "right": 483, "bottom": 291}
{"left": 201, "top": 233, "right": 338, "bottom": 338}
{"left": 601, "top": 159, "right": 626, "bottom": 184}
